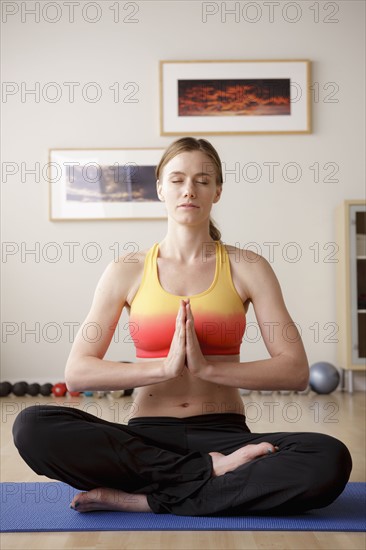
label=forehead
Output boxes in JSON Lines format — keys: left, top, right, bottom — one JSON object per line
{"left": 162, "top": 151, "right": 216, "bottom": 177}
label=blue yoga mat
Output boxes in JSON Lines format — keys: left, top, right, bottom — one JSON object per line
{"left": 1, "top": 482, "right": 365, "bottom": 532}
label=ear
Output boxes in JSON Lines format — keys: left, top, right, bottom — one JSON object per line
{"left": 156, "top": 179, "right": 164, "bottom": 201}
{"left": 212, "top": 185, "right": 222, "bottom": 204}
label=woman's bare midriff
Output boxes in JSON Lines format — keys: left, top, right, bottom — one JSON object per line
{"left": 131, "top": 354, "right": 245, "bottom": 419}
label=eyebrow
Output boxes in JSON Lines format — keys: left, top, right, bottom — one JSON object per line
{"left": 168, "top": 171, "right": 212, "bottom": 177}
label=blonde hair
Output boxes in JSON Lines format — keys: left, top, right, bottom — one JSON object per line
{"left": 156, "top": 137, "right": 223, "bottom": 242}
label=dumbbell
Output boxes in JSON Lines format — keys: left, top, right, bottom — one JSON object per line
{"left": 27, "top": 383, "right": 41, "bottom": 396}
{"left": 39, "top": 383, "right": 53, "bottom": 396}
{"left": 0, "top": 381, "right": 13, "bottom": 397}
{"left": 12, "top": 381, "right": 29, "bottom": 396}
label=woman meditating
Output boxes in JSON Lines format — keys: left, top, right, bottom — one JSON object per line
{"left": 13, "top": 137, "right": 352, "bottom": 516}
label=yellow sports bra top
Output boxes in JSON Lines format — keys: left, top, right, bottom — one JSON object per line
{"left": 128, "top": 241, "right": 246, "bottom": 358}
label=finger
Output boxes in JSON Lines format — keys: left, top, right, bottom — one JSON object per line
{"left": 185, "top": 319, "right": 193, "bottom": 351}
{"left": 181, "top": 302, "right": 187, "bottom": 327}
{"left": 186, "top": 304, "right": 197, "bottom": 337}
{"left": 185, "top": 301, "right": 194, "bottom": 320}
{"left": 186, "top": 308, "right": 196, "bottom": 334}
{"left": 186, "top": 318, "right": 198, "bottom": 348}
{"left": 175, "top": 301, "right": 185, "bottom": 326}
{"left": 181, "top": 300, "right": 187, "bottom": 318}
{"left": 180, "top": 302, "right": 186, "bottom": 340}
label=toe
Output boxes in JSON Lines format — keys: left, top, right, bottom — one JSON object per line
{"left": 246, "top": 442, "right": 277, "bottom": 459}
{"left": 259, "top": 442, "right": 277, "bottom": 455}
{"left": 70, "top": 498, "right": 80, "bottom": 510}
{"left": 70, "top": 491, "right": 89, "bottom": 511}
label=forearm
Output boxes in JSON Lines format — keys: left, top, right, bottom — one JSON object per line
{"left": 65, "top": 356, "right": 167, "bottom": 392}
{"left": 201, "top": 354, "right": 309, "bottom": 391}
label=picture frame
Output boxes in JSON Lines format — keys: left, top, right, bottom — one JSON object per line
{"left": 48, "top": 148, "right": 166, "bottom": 220}
{"left": 160, "top": 59, "right": 311, "bottom": 135}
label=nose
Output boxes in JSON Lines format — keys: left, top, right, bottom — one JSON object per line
{"left": 183, "top": 179, "right": 196, "bottom": 198}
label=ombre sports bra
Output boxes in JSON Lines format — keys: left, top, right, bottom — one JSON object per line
{"left": 128, "top": 241, "right": 246, "bottom": 358}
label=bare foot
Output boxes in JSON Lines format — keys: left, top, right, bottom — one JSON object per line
{"left": 70, "top": 487, "right": 152, "bottom": 513}
{"left": 209, "top": 442, "right": 278, "bottom": 477}
{"left": 70, "top": 443, "right": 278, "bottom": 512}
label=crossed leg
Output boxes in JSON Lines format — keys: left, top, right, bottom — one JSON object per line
{"left": 70, "top": 442, "right": 279, "bottom": 512}
{"left": 13, "top": 406, "right": 351, "bottom": 517}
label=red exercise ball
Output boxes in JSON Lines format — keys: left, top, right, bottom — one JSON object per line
{"left": 52, "top": 382, "right": 67, "bottom": 397}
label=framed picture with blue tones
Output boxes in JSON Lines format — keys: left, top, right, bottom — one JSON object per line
{"left": 49, "top": 148, "right": 166, "bottom": 220}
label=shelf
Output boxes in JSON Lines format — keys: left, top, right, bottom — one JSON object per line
{"left": 336, "top": 201, "right": 366, "bottom": 391}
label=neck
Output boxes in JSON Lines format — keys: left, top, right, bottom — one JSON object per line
{"left": 159, "top": 225, "right": 216, "bottom": 262}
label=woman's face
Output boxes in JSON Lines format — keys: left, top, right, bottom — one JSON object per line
{"left": 156, "top": 150, "right": 222, "bottom": 226}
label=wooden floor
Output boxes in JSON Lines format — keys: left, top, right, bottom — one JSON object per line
{"left": 1, "top": 391, "right": 365, "bottom": 550}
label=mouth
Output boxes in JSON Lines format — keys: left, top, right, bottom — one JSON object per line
{"left": 179, "top": 204, "right": 199, "bottom": 209}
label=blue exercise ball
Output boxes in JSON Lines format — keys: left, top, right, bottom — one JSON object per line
{"left": 309, "top": 362, "right": 340, "bottom": 394}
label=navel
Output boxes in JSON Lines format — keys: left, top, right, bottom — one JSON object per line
{"left": 181, "top": 402, "right": 190, "bottom": 408}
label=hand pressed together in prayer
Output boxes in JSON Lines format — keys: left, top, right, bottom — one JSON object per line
{"left": 162, "top": 299, "right": 209, "bottom": 380}
{"left": 184, "top": 299, "right": 210, "bottom": 377}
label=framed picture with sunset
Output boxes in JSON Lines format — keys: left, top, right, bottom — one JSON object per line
{"left": 48, "top": 148, "right": 166, "bottom": 220}
{"left": 159, "top": 60, "right": 311, "bottom": 135}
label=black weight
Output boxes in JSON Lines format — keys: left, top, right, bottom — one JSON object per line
{"left": 39, "top": 383, "right": 53, "bottom": 396}
{"left": 27, "top": 383, "right": 41, "bottom": 396}
{"left": 12, "top": 381, "right": 29, "bottom": 397}
{"left": 0, "top": 382, "right": 12, "bottom": 397}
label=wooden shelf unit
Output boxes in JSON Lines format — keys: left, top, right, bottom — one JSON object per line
{"left": 336, "top": 200, "right": 366, "bottom": 392}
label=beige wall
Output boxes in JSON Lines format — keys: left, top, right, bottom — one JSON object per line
{"left": 2, "top": 1, "right": 365, "bottom": 389}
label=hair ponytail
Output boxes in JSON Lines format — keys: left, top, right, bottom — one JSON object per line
{"left": 209, "top": 217, "right": 221, "bottom": 242}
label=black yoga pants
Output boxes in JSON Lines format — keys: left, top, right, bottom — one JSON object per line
{"left": 12, "top": 405, "right": 352, "bottom": 516}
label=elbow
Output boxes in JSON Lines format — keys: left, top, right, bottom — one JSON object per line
{"left": 295, "top": 378, "right": 309, "bottom": 392}
{"left": 65, "top": 379, "right": 80, "bottom": 394}
{"left": 294, "top": 362, "right": 310, "bottom": 392}
{"left": 64, "top": 374, "right": 79, "bottom": 393}
{"left": 281, "top": 354, "right": 309, "bottom": 391}
{"left": 64, "top": 362, "right": 82, "bottom": 393}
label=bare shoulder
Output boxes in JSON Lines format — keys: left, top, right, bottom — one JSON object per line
{"left": 112, "top": 246, "right": 146, "bottom": 273}
{"left": 223, "top": 242, "right": 280, "bottom": 301}
{"left": 111, "top": 245, "right": 150, "bottom": 306}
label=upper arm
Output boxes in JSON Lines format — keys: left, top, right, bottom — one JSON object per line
{"left": 239, "top": 251, "right": 308, "bottom": 364}
{"left": 65, "top": 258, "right": 133, "bottom": 368}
